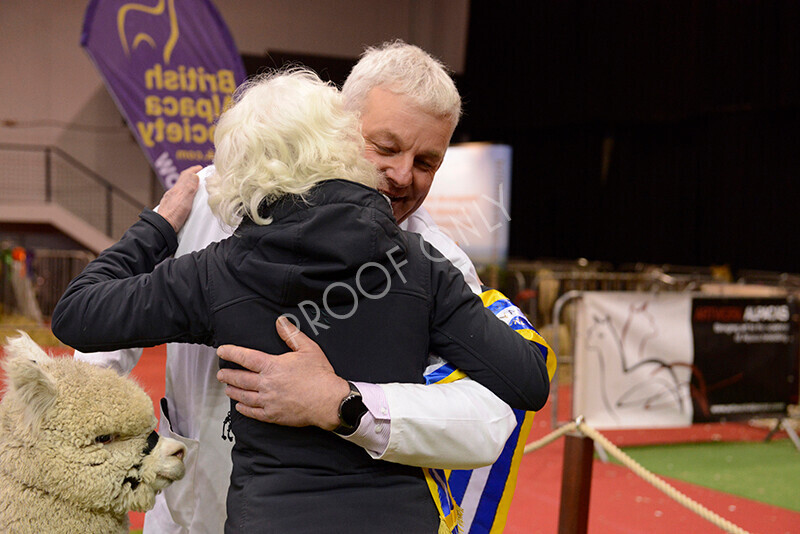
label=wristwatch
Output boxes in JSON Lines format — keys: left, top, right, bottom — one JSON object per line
{"left": 332, "top": 381, "right": 368, "bottom": 436}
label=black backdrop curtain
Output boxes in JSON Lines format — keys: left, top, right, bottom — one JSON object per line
{"left": 457, "top": 0, "right": 800, "bottom": 273}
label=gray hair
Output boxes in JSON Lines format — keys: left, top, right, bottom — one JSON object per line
{"left": 341, "top": 40, "right": 462, "bottom": 132}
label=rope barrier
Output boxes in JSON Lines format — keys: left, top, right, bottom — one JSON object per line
{"left": 524, "top": 417, "right": 753, "bottom": 534}
{"left": 523, "top": 420, "right": 577, "bottom": 454}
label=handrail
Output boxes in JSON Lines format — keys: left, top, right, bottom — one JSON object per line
{"left": 0, "top": 142, "right": 145, "bottom": 238}
{"left": 549, "top": 290, "right": 583, "bottom": 429}
{"left": 0, "top": 142, "right": 143, "bottom": 208}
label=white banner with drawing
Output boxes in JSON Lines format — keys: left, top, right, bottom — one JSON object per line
{"left": 573, "top": 292, "right": 695, "bottom": 429}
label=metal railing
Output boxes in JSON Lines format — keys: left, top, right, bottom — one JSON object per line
{"left": 1, "top": 248, "right": 94, "bottom": 319}
{"left": 0, "top": 143, "right": 144, "bottom": 239}
{"left": 493, "top": 262, "right": 725, "bottom": 430}
{"left": 32, "top": 249, "right": 96, "bottom": 317}
{"left": 502, "top": 260, "right": 719, "bottom": 326}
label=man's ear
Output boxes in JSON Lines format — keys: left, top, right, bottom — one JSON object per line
{"left": 2, "top": 331, "right": 58, "bottom": 428}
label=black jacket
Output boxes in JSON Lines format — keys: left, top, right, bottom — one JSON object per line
{"left": 52, "top": 179, "right": 549, "bottom": 533}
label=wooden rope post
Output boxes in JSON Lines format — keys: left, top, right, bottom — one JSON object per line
{"left": 558, "top": 426, "right": 595, "bottom": 534}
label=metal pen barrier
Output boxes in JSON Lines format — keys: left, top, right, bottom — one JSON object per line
{"left": 500, "top": 262, "right": 721, "bottom": 429}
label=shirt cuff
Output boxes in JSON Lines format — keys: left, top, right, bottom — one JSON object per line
{"left": 337, "top": 382, "right": 391, "bottom": 457}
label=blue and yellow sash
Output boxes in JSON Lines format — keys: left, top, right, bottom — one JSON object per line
{"left": 423, "top": 289, "right": 556, "bottom": 533}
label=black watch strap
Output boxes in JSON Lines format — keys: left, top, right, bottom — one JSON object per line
{"left": 332, "top": 381, "right": 368, "bottom": 436}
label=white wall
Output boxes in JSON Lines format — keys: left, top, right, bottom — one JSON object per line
{"left": 0, "top": 0, "right": 469, "bottom": 205}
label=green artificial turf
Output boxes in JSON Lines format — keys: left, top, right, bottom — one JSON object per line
{"left": 618, "top": 440, "right": 800, "bottom": 512}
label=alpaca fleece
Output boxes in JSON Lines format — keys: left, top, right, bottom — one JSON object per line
{"left": 0, "top": 332, "right": 185, "bottom": 534}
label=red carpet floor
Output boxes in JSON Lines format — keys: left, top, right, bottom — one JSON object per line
{"left": 508, "top": 447, "right": 799, "bottom": 533}
{"left": 510, "top": 405, "right": 799, "bottom": 533}
{"left": 3, "top": 344, "right": 798, "bottom": 533}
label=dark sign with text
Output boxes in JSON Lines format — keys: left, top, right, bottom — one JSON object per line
{"left": 691, "top": 298, "right": 798, "bottom": 422}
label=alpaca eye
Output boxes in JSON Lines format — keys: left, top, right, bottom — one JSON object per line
{"left": 95, "top": 434, "right": 115, "bottom": 444}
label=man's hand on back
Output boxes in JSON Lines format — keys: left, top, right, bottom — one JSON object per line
{"left": 216, "top": 317, "right": 350, "bottom": 430}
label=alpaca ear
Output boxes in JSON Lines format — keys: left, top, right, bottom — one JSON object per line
{"left": 2, "top": 331, "right": 58, "bottom": 426}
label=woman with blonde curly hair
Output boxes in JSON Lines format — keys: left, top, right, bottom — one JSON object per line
{"left": 53, "top": 68, "right": 549, "bottom": 533}
{"left": 207, "top": 68, "right": 379, "bottom": 227}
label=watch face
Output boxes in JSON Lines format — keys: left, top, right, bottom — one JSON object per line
{"left": 341, "top": 394, "right": 368, "bottom": 428}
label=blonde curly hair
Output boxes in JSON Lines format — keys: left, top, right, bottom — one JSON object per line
{"left": 207, "top": 68, "right": 379, "bottom": 226}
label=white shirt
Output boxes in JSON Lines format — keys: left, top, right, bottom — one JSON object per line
{"left": 74, "top": 166, "right": 515, "bottom": 534}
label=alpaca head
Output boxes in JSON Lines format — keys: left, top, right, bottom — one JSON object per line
{"left": 0, "top": 332, "right": 185, "bottom": 516}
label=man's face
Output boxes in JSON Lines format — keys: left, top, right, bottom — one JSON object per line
{"left": 359, "top": 87, "right": 453, "bottom": 223}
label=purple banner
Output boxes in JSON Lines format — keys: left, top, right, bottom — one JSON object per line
{"left": 81, "top": 0, "right": 246, "bottom": 188}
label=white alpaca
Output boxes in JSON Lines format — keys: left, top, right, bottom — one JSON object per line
{"left": 0, "top": 332, "right": 186, "bottom": 534}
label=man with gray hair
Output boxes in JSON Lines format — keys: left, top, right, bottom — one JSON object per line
{"left": 75, "top": 40, "right": 554, "bottom": 533}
